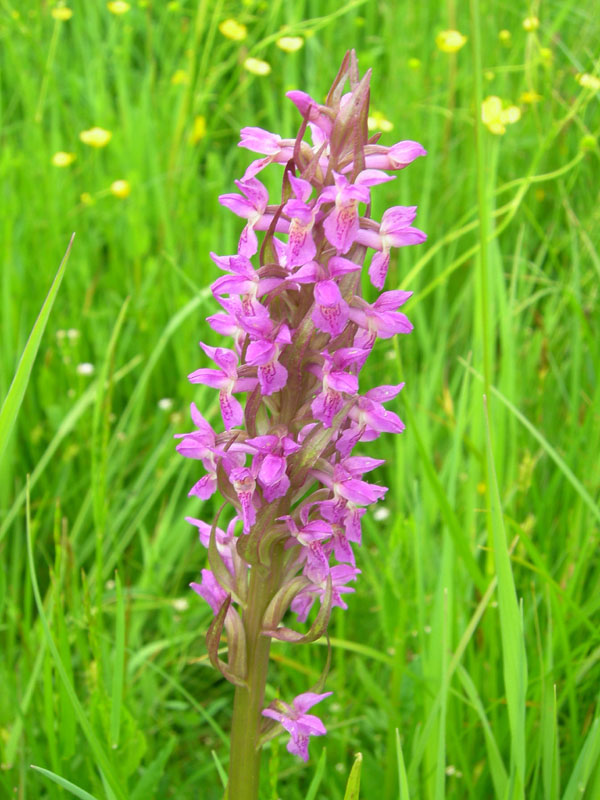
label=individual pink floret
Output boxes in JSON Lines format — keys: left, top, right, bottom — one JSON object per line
{"left": 349, "top": 290, "right": 413, "bottom": 349}
{"left": 283, "top": 175, "right": 318, "bottom": 267}
{"left": 361, "top": 139, "right": 427, "bottom": 171}
{"left": 356, "top": 205, "right": 427, "bottom": 289}
{"left": 262, "top": 692, "right": 332, "bottom": 762}
{"left": 320, "top": 170, "right": 394, "bottom": 254}
{"left": 311, "top": 280, "right": 349, "bottom": 337}
{"left": 291, "top": 564, "right": 360, "bottom": 622}
{"left": 219, "top": 177, "right": 278, "bottom": 257}
{"left": 188, "top": 345, "right": 257, "bottom": 431}
{"left": 245, "top": 322, "right": 291, "bottom": 396}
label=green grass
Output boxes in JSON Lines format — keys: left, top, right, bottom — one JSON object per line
{"left": 1, "top": 1, "right": 599, "bottom": 798}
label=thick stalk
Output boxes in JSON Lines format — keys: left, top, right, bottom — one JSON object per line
{"left": 227, "top": 547, "right": 283, "bottom": 800}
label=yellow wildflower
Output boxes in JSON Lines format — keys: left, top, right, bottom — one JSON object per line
{"left": 51, "top": 151, "right": 76, "bottom": 167}
{"left": 407, "top": 58, "right": 421, "bottom": 70}
{"left": 110, "top": 179, "right": 131, "bottom": 198}
{"left": 503, "top": 105, "right": 521, "bottom": 124}
{"left": 51, "top": 6, "right": 73, "bottom": 20}
{"left": 79, "top": 127, "right": 112, "bottom": 147}
{"left": 219, "top": 18, "right": 247, "bottom": 41}
{"left": 367, "top": 110, "right": 394, "bottom": 133}
{"left": 481, "top": 96, "right": 520, "bottom": 135}
{"left": 243, "top": 57, "right": 271, "bottom": 76}
{"left": 107, "top": 1, "right": 130, "bottom": 13}
{"left": 435, "top": 30, "right": 467, "bottom": 54}
{"left": 520, "top": 90, "right": 542, "bottom": 103}
{"left": 522, "top": 16, "right": 539, "bottom": 32}
{"left": 171, "top": 69, "right": 189, "bottom": 85}
{"left": 498, "top": 29, "right": 511, "bottom": 44}
{"left": 580, "top": 135, "right": 597, "bottom": 152}
{"left": 576, "top": 73, "right": 600, "bottom": 91}
{"left": 189, "top": 115, "right": 207, "bottom": 144}
{"left": 276, "top": 36, "right": 304, "bottom": 53}
{"left": 539, "top": 47, "right": 553, "bottom": 65}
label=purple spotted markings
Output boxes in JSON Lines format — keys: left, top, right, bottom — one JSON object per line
{"left": 176, "top": 51, "right": 426, "bottom": 763}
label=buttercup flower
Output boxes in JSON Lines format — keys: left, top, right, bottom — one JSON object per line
{"left": 481, "top": 96, "right": 521, "bottom": 135}
{"left": 51, "top": 6, "right": 73, "bottom": 20}
{"left": 576, "top": 73, "right": 600, "bottom": 91}
{"left": 243, "top": 57, "right": 271, "bottom": 76}
{"left": 368, "top": 110, "right": 394, "bottom": 132}
{"left": 436, "top": 29, "right": 467, "bottom": 53}
{"left": 107, "top": 1, "right": 130, "bottom": 14}
{"left": 110, "top": 179, "right": 131, "bottom": 198}
{"left": 51, "top": 151, "right": 76, "bottom": 167}
{"left": 177, "top": 51, "right": 425, "bottom": 790}
{"left": 522, "top": 16, "right": 539, "bottom": 32}
{"left": 276, "top": 36, "right": 304, "bottom": 53}
{"left": 219, "top": 18, "right": 247, "bottom": 41}
{"left": 190, "top": 115, "right": 207, "bottom": 144}
{"left": 79, "top": 127, "right": 112, "bottom": 147}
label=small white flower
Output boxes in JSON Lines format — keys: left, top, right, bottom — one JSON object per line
{"left": 76, "top": 362, "right": 95, "bottom": 376}
{"left": 158, "top": 397, "right": 174, "bottom": 411}
{"left": 56, "top": 329, "right": 66, "bottom": 340}
{"left": 67, "top": 328, "right": 80, "bottom": 340}
{"left": 373, "top": 506, "right": 390, "bottom": 521}
{"left": 172, "top": 597, "right": 189, "bottom": 612}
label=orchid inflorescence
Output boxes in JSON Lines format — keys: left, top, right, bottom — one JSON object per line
{"left": 176, "top": 51, "right": 426, "bottom": 784}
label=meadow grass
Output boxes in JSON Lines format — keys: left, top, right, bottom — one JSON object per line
{"left": 1, "top": 1, "right": 599, "bottom": 798}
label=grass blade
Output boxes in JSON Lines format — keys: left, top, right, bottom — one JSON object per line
{"left": 30, "top": 764, "right": 101, "bottom": 800}
{"left": 561, "top": 717, "right": 600, "bottom": 800}
{"left": 456, "top": 664, "right": 508, "bottom": 798}
{"left": 0, "top": 233, "right": 74, "bottom": 463}
{"left": 395, "top": 730, "right": 411, "bottom": 800}
{"left": 483, "top": 395, "right": 528, "bottom": 796}
{"left": 343, "top": 752, "right": 363, "bottom": 800}
{"left": 110, "top": 571, "right": 126, "bottom": 748}
{"left": 211, "top": 749, "right": 228, "bottom": 790}
{"left": 305, "top": 747, "right": 327, "bottom": 800}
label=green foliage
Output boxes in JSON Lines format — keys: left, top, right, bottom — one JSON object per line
{"left": 1, "top": 1, "right": 599, "bottom": 798}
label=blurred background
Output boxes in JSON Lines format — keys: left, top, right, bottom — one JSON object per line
{"left": 1, "top": 1, "right": 599, "bottom": 798}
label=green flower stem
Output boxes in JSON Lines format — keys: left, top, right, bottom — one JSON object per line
{"left": 227, "top": 547, "right": 284, "bottom": 800}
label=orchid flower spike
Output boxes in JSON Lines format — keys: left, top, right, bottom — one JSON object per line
{"left": 176, "top": 50, "right": 425, "bottom": 791}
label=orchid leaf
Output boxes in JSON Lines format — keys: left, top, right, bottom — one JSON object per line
{"left": 264, "top": 575, "right": 333, "bottom": 644}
